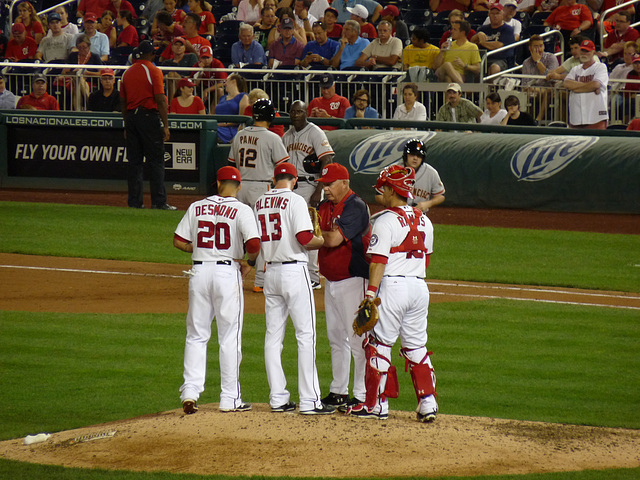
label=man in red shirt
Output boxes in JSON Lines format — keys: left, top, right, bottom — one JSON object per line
{"left": 120, "top": 40, "right": 175, "bottom": 210}
{"left": 16, "top": 74, "right": 60, "bottom": 110}
{"left": 4, "top": 23, "right": 38, "bottom": 61}
{"left": 598, "top": 11, "right": 639, "bottom": 63}
{"left": 161, "top": 13, "right": 212, "bottom": 60}
{"left": 544, "top": 0, "right": 592, "bottom": 44}
{"left": 308, "top": 73, "right": 350, "bottom": 131}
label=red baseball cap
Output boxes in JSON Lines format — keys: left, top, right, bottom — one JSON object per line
{"left": 490, "top": 3, "right": 503, "bottom": 10}
{"left": 100, "top": 68, "right": 115, "bottom": 76}
{"left": 84, "top": 12, "right": 98, "bottom": 22}
{"left": 178, "top": 77, "right": 195, "bottom": 89}
{"left": 380, "top": 5, "right": 399, "bottom": 17}
{"left": 217, "top": 166, "right": 241, "bottom": 182}
{"left": 12, "top": 22, "right": 26, "bottom": 34}
{"left": 632, "top": 53, "right": 640, "bottom": 63}
{"left": 274, "top": 162, "right": 297, "bottom": 177}
{"left": 317, "top": 163, "right": 349, "bottom": 183}
{"left": 173, "top": 36, "right": 186, "bottom": 45}
{"left": 580, "top": 39, "right": 595, "bottom": 51}
{"left": 200, "top": 45, "right": 213, "bottom": 58}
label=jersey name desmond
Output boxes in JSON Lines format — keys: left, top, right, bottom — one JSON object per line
{"left": 194, "top": 203, "right": 238, "bottom": 219}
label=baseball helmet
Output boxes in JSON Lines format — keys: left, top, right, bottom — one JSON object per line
{"left": 252, "top": 99, "right": 276, "bottom": 123}
{"left": 402, "top": 139, "right": 426, "bottom": 170}
{"left": 303, "top": 153, "right": 321, "bottom": 174}
{"left": 375, "top": 165, "right": 415, "bottom": 199}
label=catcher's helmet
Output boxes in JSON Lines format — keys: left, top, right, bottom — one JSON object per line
{"left": 252, "top": 99, "right": 276, "bottom": 123}
{"left": 303, "top": 153, "right": 321, "bottom": 174}
{"left": 402, "top": 139, "right": 426, "bottom": 170}
{"left": 375, "top": 165, "right": 415, "bottom": 199}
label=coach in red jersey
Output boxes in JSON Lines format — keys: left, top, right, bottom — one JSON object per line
{"left": 316, "top": 163, "right": 371, "bottom": 413}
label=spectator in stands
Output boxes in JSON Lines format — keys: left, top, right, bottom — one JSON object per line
{"left": 170, "top": 77, "right": 206, "bottom": 113}
{"left": 331, "top": 0, "right": 382, "bottom": 24}
{"left": 535, "top": 0, "right": 560, "bottom": 13}
{"left": 599, "top": 0, "right": 634, "bottom": 20}
{"left": 87, "top": 68, "right": 120, "bottom": 111}
{"left": 17, "top": 73, "right": 60, "bottom": 110}
{"left": 355, "top": 20, "right": 403, "bottom": 70}
{"left": 300, "top": 20, "right": 340, "bottom": 68}
{"left": 309, "top": 0, "right": 330, "bottom": 23}
{"left": 170, "top": 12, "right": 213, "bottom": 58}
{"left": 344, "top": 88, "right": 379, "bottom": 120}
{"left": 104, "top": 0, "right": 138, "bottom": 20}
{"left": 243, "top": 88, "right": 285, "bottom": 136}
{"left": 81, "top": 13, "right": 110, "bottom": 62}
{"left": 16, "top": 1, "right": 44, "bottom": 44}
{"left": 237, "top": 0, "right": 263, "bottom": 25}
{"left": 522, "top": 34, "right": 559, "bottom": 122}
{"left": 330, "top": 20, "right": 369, "bottom": 70}
{"left": 435, "top": 82, "right": 483, "bottom": 123}
{"left": 434, "top": 20, "right": 481, "bottom": 83}
{"left": 293, "top": 0, "right": 316, "bottom": 38}
{"left": 188, "top": 0, "right": 216, "bottom": 35}
{"left": 254, "top": 6, "right": 278, "bottom": 49}
{"left": 439, "top": 10, "right": 476, "bottom": 48}
{"left": 393, "top": 82, "right": 427, "bottom": 123}
{"left": 268, "top": 7, "right": 308, "bottom": 46}
{"left": 194, "top": 45, "right": 227, "bottom": 109}
{"left": 77, "top": 0, "right": 108, "bottom": 20}
{"left": 163, "top": 37, "right": 199, "bottom": 77}
{"left": 471, "top": 4, "right": 516, "bottom": 75}
{"left": 0, "top": 74, "right": 19, "bottom": 109}
{"left": 4, "top": 23, "right": 38, "bottom": 61}
{"left": 598, "top": 11, "right": 639, "bottom": 63}
{"left": 563, "top": 39, "right": 609, "bottom": 129}
{"left": 214, "top": 73, "right": 249, "bottom": 143}
{"left": 481, "top": 0, "right": 522, "bottom": 41}
{"left": 97, "top": 10, "right": 117, "bottom": 49}
{"left": 152, "top": 11, "right": 186, "bottom": 54}
{"left": 544, "top": 0, "right": 592, "bottom": 54}
{"left": 609, "top": 41, "right": 638, "bottom": 111}
{"left": 47, "top": 5, "right": 79, "bottom": 37}
{"left": 59, "top": 34, "right": 104, "bottom": 102}
{"left": 232, "top": 23, "right": 268, "bottom": 67}
{"left": 323, "top": 7, "right": 342, "bottom": 39}
{"left": 479, "top": 92, "right": 507, "bottom": 124}
{"left": 268, "top": 17, "right": 304, "bottom": 67}
{"left": 116, "top": 10, "right": 139, "bottom": 48}
{"left": 379, "top": 5, "right": 408, "bottom": 44}
{"left": 308, "top": 72, "right": 350, "bottom": 130}
{"left": 619, "top": 53, "right": 640, "bottom": 121}
{"left": 430, "top": 0, "right": 470, "bottom": 13}
{"left": 546, "top": 35, "right": 587, "bottom": 80}
{"left": 151, "top": 0, "right": 187, "bottom": 37}
{"left": 347, "top": 4, "right": 376, "bottom": 40}
{"left": 500, "top": 94, "right": 537, "bottom": 125}
{"left": 403, "top": 26, "right": 440, "bottom": 71}
{"left": 36, "top": 12, "right": 75, "bottom": 63}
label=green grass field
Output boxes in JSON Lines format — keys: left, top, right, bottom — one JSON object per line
{"left": 0, "top": 201, "right": 639, "bottom": 480}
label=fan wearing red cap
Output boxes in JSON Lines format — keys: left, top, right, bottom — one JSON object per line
{"left": 4, "top": 23, "right": 38, "bottom": 61}
{"left": 87, "top": 68, "right": 120, "bottom": 112}
{"left": 173, "top": 165, "right": 261, "bottom": 415}
{"left": 255, "top": 163, "right": 333, "bottom": 415}
{"left": 315, "top": 163, "right": 372, "bottom": 412}
{"left": 380, "top": 4, "right": 409, "bottom": 42}
{"left": 563, "top": 38, "right": 609, "bottom": 129}
{"left": 347, "top": 164, "right": 438, "bottom": 423}
{"left": 163, "top": 37, "right": 199, "bottom": 77}
{"left": 170, "top": 77, "right": 206, "bottom": 114}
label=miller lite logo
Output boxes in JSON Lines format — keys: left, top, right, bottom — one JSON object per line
{"left": 510, "top": 136, "right": 599, "bottom": 182}
{"left": 349, "top": 132, "right": 436, "bottom": 174}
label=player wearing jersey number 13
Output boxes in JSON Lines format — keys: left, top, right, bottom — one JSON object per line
{"left": 173, "top": 166, "right": 261, "bottom": 414}
{"left": 255, "top": 162, "right": 335, "bottom": 415}
{"left": 347, "top": 164, "right": 438, "bottom": 422}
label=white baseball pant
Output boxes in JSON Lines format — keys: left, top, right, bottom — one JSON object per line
{"left": 294, "top": 180, "right": 321, "bottom": 284}
{"left": 237, "top": 180, "right": 271, "bottom": 288}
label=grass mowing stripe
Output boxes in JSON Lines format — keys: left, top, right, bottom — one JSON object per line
{"left": 1, "top": 201, "right": 639, "bottom": 291}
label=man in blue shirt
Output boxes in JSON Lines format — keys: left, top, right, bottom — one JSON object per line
{"left": 344, "top": 88, "right": 379, "bottom": 120}
{"left": 81, "top": 12, "right": 110, "bottom": 62}
{"left": 331, "top": 20, "right": 369, "bottom": 70}
{"left": 471, "top": 4, "right": 516, "bottom": 76}
{"left": 231, "top": 23, "right": 267, "bottom": 67}
{"left": 300, "top": 20, "right": 340, "bottom": 68}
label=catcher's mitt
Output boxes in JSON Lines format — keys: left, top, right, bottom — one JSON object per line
{"left": 308, "top": 206, "right": 322, "bottom": 237}
{"left": 353, "top": 297, "right": 381, "bottom": 336}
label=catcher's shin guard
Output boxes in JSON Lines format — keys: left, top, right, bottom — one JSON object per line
{"left": 363, "top": 337, "right": 399, "bottom": 409}
{"left": 400, "top": 348, "right": 436, "bottom": 401}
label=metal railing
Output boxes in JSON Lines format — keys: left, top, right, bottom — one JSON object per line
{"left": 599, "top": 0, "right": 640, "bottom": 49}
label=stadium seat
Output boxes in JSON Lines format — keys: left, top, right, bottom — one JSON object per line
{"left": 465, "top": 10, "right": 488, "bottom": 26}
{"left": 530, "top": 11, "right": 551, "bottom": 25}
{"left": 402, "top": 9, "right": 433, "bottom": 26}
{"left": 515, "top": 11, "right": 530, "bottom": 29}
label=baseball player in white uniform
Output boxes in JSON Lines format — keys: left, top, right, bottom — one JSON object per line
{"left": 402, "top": 139, "right": 445, "bottom": 213}
{"left": 174, "top": 166, "right": 261, "bottom": 414}
{"left": 282, "top": 100, "right": 335, "bottom": 288}
{"left": 255, "top": 162, "right": 335, "bottom": 415}
{"left": 228, "top": 99, "right": 290, "bottom": 292}
{"left": 348, "top": 165, "right": 438, "bottom": 422}
{"left": 563, "top": 39, "right": 609, "bottom": 129}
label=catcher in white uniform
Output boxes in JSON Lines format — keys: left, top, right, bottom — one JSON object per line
{"left": 255, "top": 162, "right": 334, "bottom": 415}
{"left": 174, "top": 166, "right": 261, "bottom": 414}
{"left": 282, "top": 100, "right": 335, "bottom": 288}
{"left": 228, "top": 99, "right": 290, "bottom": 292}
{"left": 348, "top": 164, "right": 438, "bottom": 422}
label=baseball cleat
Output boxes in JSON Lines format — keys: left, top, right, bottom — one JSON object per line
{"left": 220, "top": 403, "right": 252, "bottom": 412}
{"left": 299, "top": 403, "right": 336, "bottom": 415}
{"left": 347, "top": 404, "right": 388, "bottom": 420}
{"left": 417, "top": 410, "right": 437, "bottom": 423}
{"left": 311, "top": 281, "right": 321, "bottom": 290}
{"left": 152, "top": 203, "right": 177, "bottom": 210}
{"left": 338, "top": 396, "right": 364, "bottom": 413}
{"left": 272, "top": 401, "right": 297, "bottom": 412}
{"left": 182, "top": 399, "right": 198, "bottom": 414}
{"left": 322, "top": 392, "right": 349, "bottom": 408}
{"left": 252, "top": 286, "right": 264, "bottom": 293}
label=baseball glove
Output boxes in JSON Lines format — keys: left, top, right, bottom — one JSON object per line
{"left": 308, "top": 206, "right": 322, "bottom": 237}
{"left": 353, "top": 297, "right": 381, "bottom": 336}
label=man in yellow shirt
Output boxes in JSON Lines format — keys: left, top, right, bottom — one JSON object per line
{"left": 402, "top": 26, "right": 440, "bottom": 70}
{"left": 433, "top": 20, "right": 481, "bottom": 84}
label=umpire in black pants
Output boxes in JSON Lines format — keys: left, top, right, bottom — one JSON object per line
{"left": 120, "top": 41, "right": 176, "bottom": 210}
